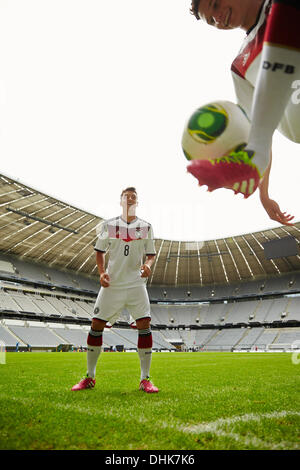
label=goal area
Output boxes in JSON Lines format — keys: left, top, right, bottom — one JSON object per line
{"left": 266, "top": 342, "right": 300, "bottom": 352}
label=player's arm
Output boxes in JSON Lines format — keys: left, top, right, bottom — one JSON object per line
{"left": 141, "top": 224, "right": 156, "bottom": 277}
{"left": 259, "top": 152, "right": 294, "bottom": 226}
{"left": 96, "top": 250, "right": 110, "bottom": 287}
{"left": 140, "top": 254, "right": 156, "bottom": 278}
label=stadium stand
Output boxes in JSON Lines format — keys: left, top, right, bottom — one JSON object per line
{"left": 4, "top": 320, "right": 63, "bottom": 349}
{"left": 203, "top": 328, "right": 246, "bottom": 351}
{"left": 234, "top": 327, "right": 265, "bottom": 351}
{"left": 285, "top": 297, "right": 300, "bottom": 322}
{"left": 273, "top": 329, "right": 300, "bottom": 346}
{"left": 193, "top": 329, "right": 216, "bottom": 349}
{"left": 50, "top": 324, "right": 89, "bottom": 348}
{"left": 0, "top": 322, "right": 26, "bottom": 348}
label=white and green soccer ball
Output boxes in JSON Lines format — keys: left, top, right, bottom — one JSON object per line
{"left": 182, "top": 100, "right": 250, "bottom": 161}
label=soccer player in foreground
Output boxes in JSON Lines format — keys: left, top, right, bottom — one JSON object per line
{"left": 72, "top": 187, "right": 158, "bottom": 393}
{"left": 188, "top": 0, "right": 299, "bottom": 226}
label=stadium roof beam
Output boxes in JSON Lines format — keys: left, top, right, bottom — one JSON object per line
{"left": 241, "top": 234, "right": 266, "bottom": 276}
{"left": 2, "top": 205, "right": 69, "bottom": 251}
{"left": 277, "top": 226, "right": 300, "bottom": 266}
{"left": 6, "top": 207, "right": 79, "bottom": 234}
{"left": 71, "top": 235, "right": 101, "bottom": 272}
{"left": 268, "top": 228, "right": 296, "bottom": 271}
{"left": 163, "top": 241, "right": 173, "bottom": 285}
{"left": 197, "top": 241, "right": 203, "bottom": 286}
{"left": 232, "top": 236, "right": 254, "bottom": 279}
{"left": 261, "top": 231, "right": 285, "bottom": 274}
{"left": 3, "top": 205, "right": 77, "bottom": 255}
{"left": 0, "top": 196, "right": 54, "bottom": 231}
{"left": 148, "top": 239, "right": 164, "bottom": 286}
{"left": 214, "top": 240, "right": 229, "bottom": 284}
{"left": 175, "top": 241, "right": 181, "bottom": 287}
{"left": 166, "top": 250, "right": 229, "bottom": 261}
{"left": 58, "top": 218, "right": 99, "bottom": 270}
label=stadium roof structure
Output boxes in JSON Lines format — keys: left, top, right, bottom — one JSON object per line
{"left": 0, "top": 172, "right": 300, "bottom": 287}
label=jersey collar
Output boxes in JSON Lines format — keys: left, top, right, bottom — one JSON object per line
{"left": 246, "top": 0, "right": 268, "bottom": 35}
{"left": 120, "top": 215, "right": 138, "bottom": 225}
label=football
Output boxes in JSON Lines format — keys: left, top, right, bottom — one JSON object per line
{"left": 181, "top": 100, "right": 250, "bottom": 161}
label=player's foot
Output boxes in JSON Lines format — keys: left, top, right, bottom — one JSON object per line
{"left": 139, "top": 377, "right": 159, "bottom": 393}
{"left": 71, "top": 375, "right": 95, "bottom": 391}
{"left": 187, "top": 149, "right": 261, "bottom": 198}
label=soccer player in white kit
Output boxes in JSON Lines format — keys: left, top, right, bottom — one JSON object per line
{"left": 188, "top": 0, "right": 300, "bottom": 226}
{"left": 71, "top": 187, "right": 158, "bottom": 393}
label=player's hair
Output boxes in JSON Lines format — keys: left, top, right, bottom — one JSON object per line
{"left": 190, "top": 0, "right": 201, "bottom": 20}
{"left": 120, "top": 187, "right": 137, "bottom": 198}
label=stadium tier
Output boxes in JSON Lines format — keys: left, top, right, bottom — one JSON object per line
{"left": 2, "top": 318, "right": 299, "bottom": 352}
{"left": 1, "top": 252, "right": 300, "bottom": 351}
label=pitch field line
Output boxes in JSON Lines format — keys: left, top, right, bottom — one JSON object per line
{"left": 1, "top": 395, "right": 299, "bottom": 449}
{"left": 181, "top": 409, "right": 300, "bottom": 433}
{"left": 181, "top": 410, "right": 300, "bottom": 450}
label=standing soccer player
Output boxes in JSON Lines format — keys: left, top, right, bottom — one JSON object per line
{"left": 188, "top": 0, "right": 300, "bottom": 226}
{"left": 71, "top": 187, "right": 158, "bottom": 393}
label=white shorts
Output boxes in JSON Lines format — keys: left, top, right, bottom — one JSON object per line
{"left": 92, "top": 285, "right": 151, "bottom": 325}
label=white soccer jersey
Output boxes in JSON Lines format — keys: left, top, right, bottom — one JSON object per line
{"left": 94, "top": 216, "right": 156, "bottom": 289}
{"left": 231, "top": 0, "right": 300, "bottom": 142}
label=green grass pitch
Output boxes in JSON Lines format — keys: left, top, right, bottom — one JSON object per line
{"left": 0, "top": 351, "right": 299, "bottom": 450}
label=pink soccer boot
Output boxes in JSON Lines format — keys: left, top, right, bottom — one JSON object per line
{"left": 139, "top": 377, "right": 159, "bottom": 393}
{"left": 71, "top": 375, "right": 95, "bottom": 391}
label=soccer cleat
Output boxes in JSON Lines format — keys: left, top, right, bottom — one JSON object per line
{"left": 139, "top": 378, "right": 159, "bottom": 393}
{"left": 71, "top": 375, "right": 95, "bottom": 391}
{"left": 187, "top": 149, "right": 261, "bottom": 198}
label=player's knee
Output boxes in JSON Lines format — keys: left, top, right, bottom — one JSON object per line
{"left": 136, "top": 317, "right": 151, "bottom": 330}
{"left": 91, "top": 318, "right": 106, "bottom": 331}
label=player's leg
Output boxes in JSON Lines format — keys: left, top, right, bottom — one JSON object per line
{"left": 136, "top": 316, "right": 158, "bottom": 393}
{"left": 71, "top": 317, "right": 106, "bottom": 391}
{"left": 247, "top": 0, "right": 300, "bottom": 174}
{"left": 136, "top": 316, "right": 153, "bottom": 379}
{"left": 128, "top": 286, "right": 159, "bottom": 393}
{"left": 86, "top": 318, "right": 106, "bottom": 380}
{"left": 71, "top": 288, "right": 123, "bottom": 391}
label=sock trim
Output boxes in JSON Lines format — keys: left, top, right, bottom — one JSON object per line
{"left": 87, "top": 328, "right": 103, "bottom": 347}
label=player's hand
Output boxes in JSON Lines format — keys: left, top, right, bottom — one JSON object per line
{"left": 261, "top": 198, "right": 295, "bottom": 226}
{"left": 140, "top": 264, "right": 151, "bottom": 278}
{"left": 100, "top": 273, "right": 110, "bottom": 287}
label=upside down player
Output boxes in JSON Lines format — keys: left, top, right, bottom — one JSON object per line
{"left": 71, "top": 187, "right": 158, "bottom": 393}
{"left": 188, "top": 0, "right": 300, "bottom": 226}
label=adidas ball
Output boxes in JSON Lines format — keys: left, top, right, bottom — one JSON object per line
{"left": 182, "top": 100, "right": 250, "bottom": 161}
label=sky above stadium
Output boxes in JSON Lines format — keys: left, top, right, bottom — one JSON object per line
{"left": 0, "top": 0, "right": 299, "bottom": 242}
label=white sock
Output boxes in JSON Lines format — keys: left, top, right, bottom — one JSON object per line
{"left": 87, "top": 345, "right": 101, "bottom": 379}
{"left": 247, "top": 46, "right": 299, "bottom": 174}
{"left": 138, "top": 347, "right": 152, "bottom": 381}
{"left": 246, "top": 0, "right": 300, "bottom": 175}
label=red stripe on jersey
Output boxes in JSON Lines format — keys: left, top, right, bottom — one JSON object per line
{"left": 231, "top": 2, "right": 272, "bottom": 79}
{"left": 107, "top": 224, "right": 149, "bottom": 242}
{"left": 231, "top": 24, "right": 265, "bottom": 79}
{"left": 264, "top": 3, "right": 300, "bottom": 50}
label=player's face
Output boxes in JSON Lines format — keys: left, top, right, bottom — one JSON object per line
{"left": 121, "top": 191, "right": 138, "bottom": 211}
{"left": 197, "top": 0, "right": 250, "bottom": 30}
